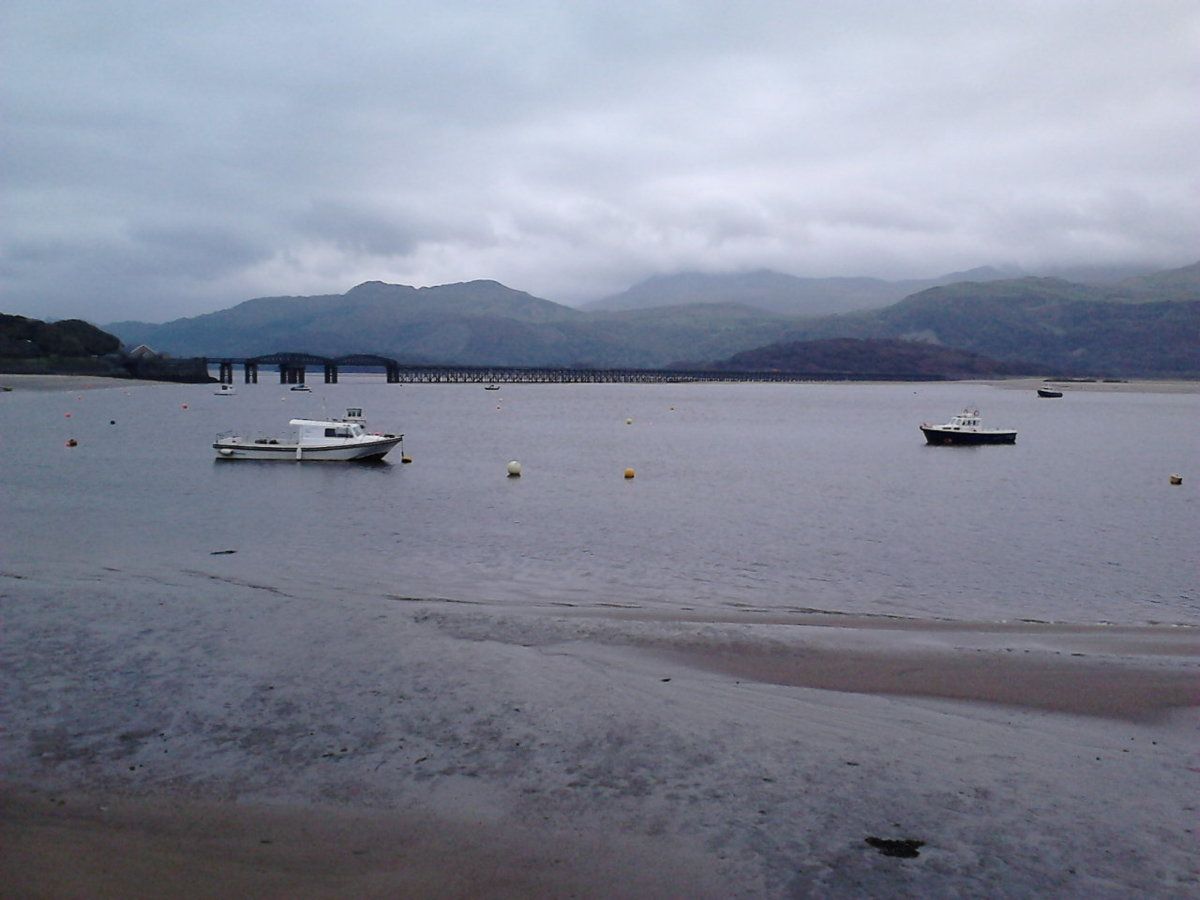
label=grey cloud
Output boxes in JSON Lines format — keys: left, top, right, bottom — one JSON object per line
{"left": 1, "top": 1, "right": 1197, "bottom": 321}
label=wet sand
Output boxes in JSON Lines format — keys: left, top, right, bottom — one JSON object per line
{"left": 3, "top": 575, "right": 1198, "bottom": 896}
{"left": 1, "top": 791, "right": 726, "bottom": 899}
{"left": 657, "top": 639, "right": 1197, "bottom": 721}
{"left": 0, "top": 374, "right": 161, "bottom": 392}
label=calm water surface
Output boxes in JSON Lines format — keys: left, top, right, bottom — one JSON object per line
{"left": 3, "top": 379, "right": 1197, "bottom": 625}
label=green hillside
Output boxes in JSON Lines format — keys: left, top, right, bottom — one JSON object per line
{"left": 777, "top": 277, "right": 1198, "bottom": 376}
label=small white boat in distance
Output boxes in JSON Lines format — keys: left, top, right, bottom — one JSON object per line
{"left": 214, "top": 383, "right": 236, "bottom": 396}
{"left": 290, "top": 384, "right": 312, "bottom": 392}
{"left": 214, "top": 408, "right": 404, "bottom": 461}
{"left": 920, "top": 408, "right": 1017, "bottom": 445}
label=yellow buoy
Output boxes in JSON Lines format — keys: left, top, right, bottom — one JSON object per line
{"left": 507, "top": 460, "right": 522, "bottom": 477}
{"left": 401, "top": 455, "right": 412, "bottom": 464}
{"left": 624, "top": 467, "right": 635, "bottom": 479}
{"left": 1169, "top": 474, "right": 1182, "bottom": 485}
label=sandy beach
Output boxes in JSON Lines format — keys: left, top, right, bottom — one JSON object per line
{"left": 3, "top": 568, "right": 1197, "bottom": 897}
{"left": 0, "top": 374, "right": 172, "bottom": 392}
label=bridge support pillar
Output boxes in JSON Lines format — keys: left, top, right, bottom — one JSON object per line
{"left": 324, "top": 364, "right": 338, "bottom": 383}
{"left": 244, "top": 363, "right": 258, "bottom": 384}
{"left": 218, "top": 361, "right": 233, "bottom": 384}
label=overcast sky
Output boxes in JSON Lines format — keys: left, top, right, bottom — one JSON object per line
{"left": 3, "top": 1, "right": 1198, "bottom": 323}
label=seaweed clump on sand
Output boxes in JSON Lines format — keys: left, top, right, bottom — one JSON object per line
{"left": 865, "top": 836, "right": 925, "bottom": 858}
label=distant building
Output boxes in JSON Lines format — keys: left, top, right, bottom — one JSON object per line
{"left": 127, "top": 344, "right": 164, "bottom": 359}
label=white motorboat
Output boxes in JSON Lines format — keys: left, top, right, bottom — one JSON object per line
{"left": 290, "top": 384, "right": 312, "bottom": 392}
{"left": 214, "top": 383, "right": 237, "bottom": 396}
{"left": 919, "top": 408, "right": 1017, "bottom": 445}
{"left": 214, "top": 408, "right": 403, "bottom": 461}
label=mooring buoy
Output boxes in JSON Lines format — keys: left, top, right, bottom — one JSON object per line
{"left": 507, "top": 460, "right": 522, "bottom": 477}
{"left": 66, "top": 438, "right": 78, "bottom": 447}
{"left": 1169, "top": 474, "right": 1182, "bottom": 485}
{"left": 624, "top": 467, "right": 635, "bottom": 479}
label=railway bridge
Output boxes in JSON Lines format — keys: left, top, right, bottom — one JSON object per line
{"left": 211, "top": 353, "right": 945, "bottom": 385}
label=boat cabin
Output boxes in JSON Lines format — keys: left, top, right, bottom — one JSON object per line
{"left": 289, "top": 417, "right": 368, "bottom": 445}
{"left": 944, "top": 409, "right": 982, "bottom": 430}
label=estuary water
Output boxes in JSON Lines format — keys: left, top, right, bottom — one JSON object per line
{"left": 3, "top": 378, "right": 1197, "bottom": 626}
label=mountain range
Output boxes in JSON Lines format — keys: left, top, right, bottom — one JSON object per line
{"left": 585, "top": 266, "right": 1023, "bottom": 316}
{"left": 104, "top": 262, "right": 1200, "bottom": 377}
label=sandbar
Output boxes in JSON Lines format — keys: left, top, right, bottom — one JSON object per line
{"left": 0, "top": 374, "right": 162, "bottom": 392}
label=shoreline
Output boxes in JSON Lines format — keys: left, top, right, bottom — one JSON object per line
{"left": 979, "top": 376, "right": 1200, "bottom": 393}
{"left": 0, "top": 373, "right": 173, "bottom": 392}
{"left": 3, "top": 372, "right": 1196, "bottom": 393}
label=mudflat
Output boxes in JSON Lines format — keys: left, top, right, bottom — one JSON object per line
{"left": 3, "top": 575, "right": 1197, "bottom": 896}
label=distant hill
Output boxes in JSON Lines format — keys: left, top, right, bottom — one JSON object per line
{"left": 0, "top": 314, "right": 208, "bottom": 381}
{"left": 102, "top": 261, "right": 1200, "bottom": 376}
{"left": 690, "top": 338, "right": 1029, "bottom": 378}
{"left": 583, "top": 266, "right": 1020, "bottom": 317}
{"left": 109, "top": 280, "right": 587, "bottom": 361}
{"left": 774, "top": 275, "right": 1200, "bottom": 376}
{"left": 106, "top": 280, "right": 797, "bottom": 368}
{"left": 1, "top": 314, "right": 121, "bottom": 359}
{"left": 1109, "top": 261, "right": 1200, "bottom": 303}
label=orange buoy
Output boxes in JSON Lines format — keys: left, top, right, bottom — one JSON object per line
{"left": 624, "top": 467, "right": 635, "bottom": 479}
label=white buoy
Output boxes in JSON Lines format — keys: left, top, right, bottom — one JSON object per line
{"left": 1169, "top": 474, "right": 1182, "bottom": 485}
{"left": 507, "top": 460, "right": 522, "bottom": 477}
{"left": 625, "top": 418, "right": 633, "bottom": 425}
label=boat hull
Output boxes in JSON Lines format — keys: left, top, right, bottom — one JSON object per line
{"left": 1037, "top": 389, "right": 1063, "bottom": 398}
{"left": 214, "top": 436, "right": 402, "bottom": 461}
{"left": 920, "top": 426, "right": 1016, "bottom": 445}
